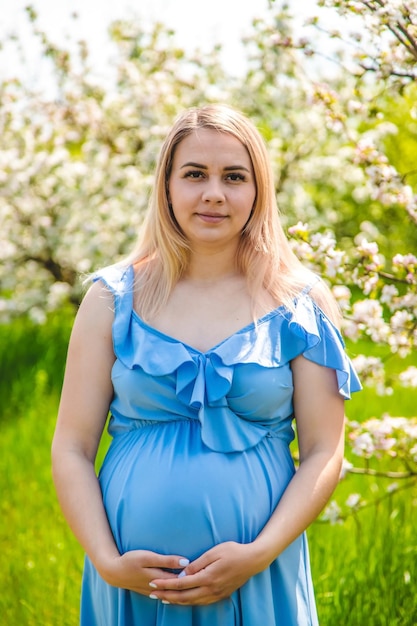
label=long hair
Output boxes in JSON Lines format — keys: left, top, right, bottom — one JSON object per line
{"left": 123, "top": 104, "right": 340, "bottom": 323}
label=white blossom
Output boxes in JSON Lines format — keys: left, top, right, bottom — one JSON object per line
{"left": 345, "top": 493, "right": 361, "bottom": 508}
{"left": 321, "top": 501, "right": 343, "bottom": 524}
{"left": 351, "top": 432, "right": 375, "bottom": 456}
{"left": 399, "top": 367, "right": 417, "bottom": 388}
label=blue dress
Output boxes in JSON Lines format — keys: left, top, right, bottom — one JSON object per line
{"left": 80, "top": 264, "right": 361, "bottom": 626}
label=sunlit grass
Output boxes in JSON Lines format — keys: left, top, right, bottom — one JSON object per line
{"left": 310, "top": 468, "right": 417, "bottom": 625}
{"left": 0, "top": 384, "right": 82, "bottom": 625}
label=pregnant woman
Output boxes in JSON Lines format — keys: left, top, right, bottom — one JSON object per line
{"left": 52, "top": 104, "right": 361, "bottom": 625}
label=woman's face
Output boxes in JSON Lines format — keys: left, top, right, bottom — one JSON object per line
{"left": 168, "top": 129, "right": 256, "bottom": 252}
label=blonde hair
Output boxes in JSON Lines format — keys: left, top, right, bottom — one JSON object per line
{"left": 123, "top": 104, "right": 340, "bottom": 323}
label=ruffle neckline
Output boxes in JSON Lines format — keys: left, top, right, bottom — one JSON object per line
{"left": 94, "top": 264, "right": 361, "bottom": 453}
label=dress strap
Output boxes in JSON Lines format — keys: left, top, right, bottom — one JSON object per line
{"left": 92, "top": 265, "right": 135, "bottom": 351}
{"left": 300, "top": 275, "right": 320, "bottom": 297}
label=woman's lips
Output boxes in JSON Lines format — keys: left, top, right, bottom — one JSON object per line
{"left": 196, "top": 212, "right": 227, "bottom": 223}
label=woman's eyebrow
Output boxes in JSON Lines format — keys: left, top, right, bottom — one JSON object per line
{"left": 180, "top": 161, "right": 207, "bottom": 169}
{"left": 224, "top": 165, "right": 251, "bottom": 172}
{"left": 180, "top": 161, "right": 250, "bottom": 172}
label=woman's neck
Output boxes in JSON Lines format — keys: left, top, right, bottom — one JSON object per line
{"left": 185, "top": 248, "right": 240, "bottom": 283}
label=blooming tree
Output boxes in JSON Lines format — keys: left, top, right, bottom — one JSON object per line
{"left": 272, "top": 0, "right": 417, "bottom": 520}
{"left": 1, "top": 2, "right": 416, "bottom": 518}
{"left": 0, "top": 9, "right": 231, "bottom": 320}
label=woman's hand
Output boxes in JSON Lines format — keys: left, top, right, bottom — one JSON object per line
{"left": 99, "top": 550, "right": 191, "bottom": 597}
{"left": 147, "top": 541, "right": 262, "bottom": 605}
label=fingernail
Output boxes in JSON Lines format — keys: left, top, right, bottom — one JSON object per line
{"left": 149, "top": 582, "right": 157, "bottom": 589}
{"left": 178, "top": 570, "right": 187, "bottom": 578}
{"left": 162, "top": 600, "right": 170, "bottom": 604}
{"left": 149, "top": 594, "right": 158, "bottom": 600}
{"left": 179, "top": 558, "right": 189, "bottom": 566}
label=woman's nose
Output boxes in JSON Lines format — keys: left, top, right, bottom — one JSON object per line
{"left": 201, "top": 178, "right": 225, "bottom": 203}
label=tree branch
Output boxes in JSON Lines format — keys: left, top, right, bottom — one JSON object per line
{"left": 23, "top": 255, "right": 77, "bottom": 285}
{"left": 347, "top": 466, "right": 417, "bottom": 479}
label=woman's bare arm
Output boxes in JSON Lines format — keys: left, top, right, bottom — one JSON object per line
{"left": 52, "top": 282, "right": 187, "bottom": 593}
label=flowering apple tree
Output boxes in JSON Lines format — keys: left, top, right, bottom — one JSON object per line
{"left": 270, "top": 0, "right": 417, "bottom": 521}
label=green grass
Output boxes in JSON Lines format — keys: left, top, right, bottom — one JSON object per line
{"left": 0, "top": 389, "right": 83, "bottom": 625}
{"left": 310, "top": 495, "right": 417, "bottom": 626}
{"left": 309, "top": 448, "right": 417, "bottom": 625}
{"left": 0, "top": 314, "right": 416, "bottom": 625}
{"left": 0, "top": 315, "right": 82, "bottom": 625}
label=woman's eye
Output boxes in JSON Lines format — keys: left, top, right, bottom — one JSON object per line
{"left": 226, "top": 172, "right": 245, "bottom": 182}
{"left": 184, "top": 170, "right": 204, "bottom": 179}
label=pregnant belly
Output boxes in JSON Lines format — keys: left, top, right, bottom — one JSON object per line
{"left": 99, "top": 420, "right": 294, "bottom": 561}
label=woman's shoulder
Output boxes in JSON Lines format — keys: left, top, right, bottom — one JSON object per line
{"left": 91, "top": 263, "right": 134, "bottom": 295}
{"left": 275, "top": 269, "right": 341, "bottom": 328}
{"left": 306, "top": 279, "right": 342, "bottom": 329}
{"left": 70, "top": 280, "right": 115, "bottom": 346}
